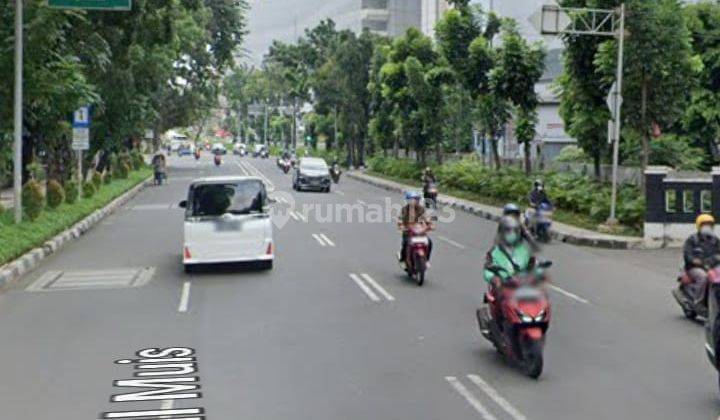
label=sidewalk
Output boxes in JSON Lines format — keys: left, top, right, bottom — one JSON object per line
{"left": 347, "top": 171, "right": 644, "bottom": 250}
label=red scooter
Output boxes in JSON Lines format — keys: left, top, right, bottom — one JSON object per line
{"left": 477, "top": 260, "right": 552, "bottom": 379}
{"left": 401, "top": 222, "right": 432, "bottom": 286}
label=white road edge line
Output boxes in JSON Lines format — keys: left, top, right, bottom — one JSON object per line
{"left": 438, "top": 236, "right": 466, "bottom": 249}
{"left": 349, "top": 273, "right": 380, "bottom": 302}
{"left": 445, "top": 376, "right": 498, "bottom": 420}
{"left": 361, "top": 273, "right": 395, "bottom": 301}
{"left": 178, "top": 281, "right": 191, "bottom": 313}
{"left": 319, "top": 233, "right": 335, "bottom": 247}
{"left": 548, "top": 284, "right": 591, "bottom": 305}
{"left": 312, "top": 234, "right": 327, "bottom": 247}
{"left": 467, "top": 374, "right": 527, "bottom": 420}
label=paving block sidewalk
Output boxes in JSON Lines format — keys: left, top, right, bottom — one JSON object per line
{"left": 347, "top": 171, "right": 644, "bottom": 250}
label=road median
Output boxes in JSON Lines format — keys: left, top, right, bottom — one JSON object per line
{"left": 0, "top": 170, "right": 152, "bottom": 289}
{"left": 347, "top": 170, "right": 644, "bottom": 250}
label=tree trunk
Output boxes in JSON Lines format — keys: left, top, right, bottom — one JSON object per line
{"left": 640, "top": 79, "right": 649, "bottom": 172}
{"left": 292, "top": 102, "right": 297, "bottom": 150}
{"left": 490, "top": 136, "right": 501, "bottom": 169}
{"left": 523, "top": 141, "right": 531, "bottom": 175}
{"left": 435, "top": 141, "right": 443, "bottom": 164}
{"left": 593, "top": 152, "right": 601, "bottom": 180}
{"left": 392, "top": 135, "right": 399, "bottom": 158}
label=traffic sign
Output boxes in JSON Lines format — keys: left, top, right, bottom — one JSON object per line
{"left": 48, "top": 0, "right": 131, "bottom": 10}
{"left": 606, "top": 82, "right": 622, "bottom": 121}
{"left": 72, "top": 106, "right": 90, "bottom": 150}
{"left": 73, "top": 106, "right": 90, "bottom": 128}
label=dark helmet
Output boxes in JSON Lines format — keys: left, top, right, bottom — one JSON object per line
{"left": 502, "top": 203, "right": 521, "bottom": 218}
{"left": 534, "top": 179, "right": 544, "bottom": 189}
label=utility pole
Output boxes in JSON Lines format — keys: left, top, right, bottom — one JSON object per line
{"left": 13, "top": 0, "right": 23, "bottom": 223}
{"left": 263, "top": 101, "right": 268, "bottom": 145}
{"left": 540, "top": 3, "right": 625, "bottom": 224}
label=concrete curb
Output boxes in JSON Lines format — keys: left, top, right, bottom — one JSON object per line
{"left": 347, "top": 171, "right": 644, "bottom": 250}
{"left": 0, "top": 177, "right": 152, "bottom": 289}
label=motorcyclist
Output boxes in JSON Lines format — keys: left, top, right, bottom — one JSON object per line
{"left": 528, "top": 179, "right": 550, "bottom": 209}
{"left": 421, "top": 167, "right": 436, "bottom": 185}
{"left": 502, "top": 203, "right": 539, "bottom": 252}
{"left": 682, "top": 214, "right": 720, "bottom": 305}
{"left": 151, "top": 152, "right": 166, "bottom": 185}
{"left": 397, "top": 191, "right": 433, "bottom": 268}
{"left": 483, "top": 216, "right": 534, "bottom": 319}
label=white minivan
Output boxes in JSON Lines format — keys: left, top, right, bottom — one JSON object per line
{"left": 179, "top": 176, "right": 274, "bottom": 271}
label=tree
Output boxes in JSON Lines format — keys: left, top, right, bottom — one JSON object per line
{"left": 596, "top": 0, "right": 695, "bottom": 172}
{"left": 492, "top": 22, "right": 545, "bottom": 174}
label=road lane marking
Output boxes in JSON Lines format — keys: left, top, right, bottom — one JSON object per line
{"left": 548, "top": 284, "right": 591, "bottom": 305}
{"left": 243, "top": 160, "right": 275, "bottom": 191}
{"left": 360, "top": 273, "right": 395, "bottom": 301}
{"left": 312, "top": 234, "right": 328, "bottom": 246}
{"left": 335, "top": 190, "right": 345, "bottom": 196}
{"left": 445, "top": 376, "right": 497, "bottom": 420}
{"left": 178, "top": 281, "right": 191, "bottom": 313}
{"left": 236, "top": 161, "right": 250, "bottom": 176}
{"left": 103, "top": 408, "right": 202, "bottom": 418}
{"left": 357, "top": 199, "right": 366, "bottom": 205}
{"left": 349, "top": 273, "right": 380, "bottom": 302}
{"left": 438, "top": 235, "right": 466, "bottom": 249}
{"left": 319, "top": 233, "right": 335, "bottom": 246}
{"left": 160, "top": 400, "right": 174, "bottom": 411}
{"left": 289, "top": 212, "right": 299, "bottom": 221}
{"left": 467, "top": 374, "right": 527, "bottom": 420}
{"left": 293, "top": 211, "right": 307, "bottom": 222}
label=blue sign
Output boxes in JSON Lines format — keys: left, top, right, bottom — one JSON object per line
{"left": 73, "top": 106, "right": 91, "bottom": 128}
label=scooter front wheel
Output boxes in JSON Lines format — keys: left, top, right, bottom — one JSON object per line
{"left": 521, "top": 339, "right": 544, "bottom": 379}
{"left": 413, "top": 253, "right": 426, "bottom": 286}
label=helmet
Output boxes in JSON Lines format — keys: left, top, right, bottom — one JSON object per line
{"left": 534, "top": 179, "right": 544, "bottom": 189}
{"left": 405, "top": 191, "right": 421, "bottom": 201}
{"left": 502, "top": 203, "right": 521, "bottom": 217}
{"left": 498, "top": 216, "right": 521, "bottom": 246}
{"left": 696, "top": 214, "right": 715, "bottom": 230}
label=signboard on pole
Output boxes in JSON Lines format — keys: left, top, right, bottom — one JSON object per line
{"left": 607, "top": 82, "right": 623, "bottom": 121}
{"left": 72, "top": 106, "right": 90, "bottom": 151}
{"left": 48, "top": 0, "right": 131, "bottom": 10}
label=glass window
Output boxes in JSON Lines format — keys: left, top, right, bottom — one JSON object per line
{"left": 190, "top": 180, "right": 265, "bottom": 217}
{"left": 683, "top": 190, "right": 695, "bottom": 213}
{"left": 702, "top": 190, "right": 712, "bottom": 213}
{"left": 665, "top": 190, "right": 677, "bottom": 213}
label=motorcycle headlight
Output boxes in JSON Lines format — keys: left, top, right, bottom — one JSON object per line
{"left": 534, "top": 310, "right": 545, "bottom": 322}
{"left": 516, "top": 309, "right": 533, "bottom": 323}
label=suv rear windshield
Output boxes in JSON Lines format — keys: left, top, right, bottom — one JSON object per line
{"left": 300, "top": 161, "right": 328, "bottom": 171}
{"left": 189, "top": 180, "right": 266, "bottom": 217}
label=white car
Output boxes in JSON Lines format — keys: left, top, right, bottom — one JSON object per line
{"left": 179, "top": 176, "right": 274, "bottom": 271}
{"left": 211, "top": 143, "right": 227, "bottom": 155}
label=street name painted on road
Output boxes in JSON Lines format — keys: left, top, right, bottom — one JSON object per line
{"left": 100, "top": 347, "right": 205, "bottom": 419}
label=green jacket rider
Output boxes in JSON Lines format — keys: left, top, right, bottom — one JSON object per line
{"left": 484, "top": 216, "right": 532, "bottom": 284}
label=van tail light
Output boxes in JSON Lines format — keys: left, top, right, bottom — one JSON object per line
{"left": 184, "top": 246, "right": 192, "bottom": 260}
{"left": 266, "top": 242, "right": 273, "bottom": 255}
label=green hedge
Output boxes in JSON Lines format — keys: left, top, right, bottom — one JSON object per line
{"left": 367, "top": 156, "right": 644, "bottom": 231}
{"left": 0, "top": 168, "right": 151, "bottom": 265}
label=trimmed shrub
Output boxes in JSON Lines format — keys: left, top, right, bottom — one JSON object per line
{"left": 64, "top": 180, "right": 79, "bottom": 204}
{"left": 22, "top": 179, "right": 45, "bottom": 220}
{"left": 82, "top": 181, "right": 96, "bottom": 199}
{"left": 0, "top": 202, "right": 5, "bottom": 215}
{"left": 130, "top": 150, "right": 145, "bottom": 170}
{"left": 46, "top": 179, "right": 65, "bottom": 209}
{"left": 116, "top": 162, "right": 130, "bottom": 179}
{"left": 91, "top": 171, "right": 103, "bottom": 190}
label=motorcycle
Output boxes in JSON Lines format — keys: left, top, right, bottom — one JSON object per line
{"left": 526, "top": 202, "right": 554, "bottom": 243}
{"left": 401, "top": 223, "right": 432, "bottom": 286}
{"left": 704, "top": 266, "right": 720, "bottom": 394}
{"left": 153, "top": 171, "right": 167, "bottom": 186}
{"left": 194, "top": 150, "right": 201, "bottom": 160}
{"left": 423, "top": 181, "right": 438, "bottom": 209}
{"left": 214, "top": 154, "right": 222, "bottom": 166}
{"left": 673, "top": 254, "right": 720, "bottom": 320}
{"left": 280, "top": 159, "right": 291, "bottom": 174}
{"left": 331, "top": 165, "right": 341, "bottom": 183}
{"left": 260, "top": 150, "right": 269, "bottom": 159}
{"left": 477, "top": 260, "right": 553, "bottom": 379}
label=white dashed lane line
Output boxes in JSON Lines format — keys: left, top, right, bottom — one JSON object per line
{"left": 548, "top": 284, "right": 591, "bottom": 305}
{"left": 437, "top": 236, "right": 466, "bottom": 249}
{"left": 178, "top": 281, "right": 191, "bottom": 313}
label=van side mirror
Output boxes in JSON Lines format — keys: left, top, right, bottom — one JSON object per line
{"left": 179, "top": 200, "right": 187, "bottom": 208}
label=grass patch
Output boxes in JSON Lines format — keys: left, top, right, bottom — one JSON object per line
{"left": 366, "top": 170, "right": 641, "bottom": 237}
{"left": 0, "top": 168, "right": 151, "bottom": 266}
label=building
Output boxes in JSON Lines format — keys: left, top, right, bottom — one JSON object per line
{"left": 421, "top": 0, "right": 451, "bottom": 37}
{"left": 246, "top": 0, "right": 424, "bottom": 64}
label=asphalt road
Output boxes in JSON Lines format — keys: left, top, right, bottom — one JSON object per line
{"left": 0, "top": 154, "right": 717, "bottom": 420}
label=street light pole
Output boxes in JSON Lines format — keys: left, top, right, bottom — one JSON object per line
{"left": 13, "top": 0, "right": 23, "bottom": 224}
{"left": 608, "top": 3, "right": 625, "bottom": 224}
